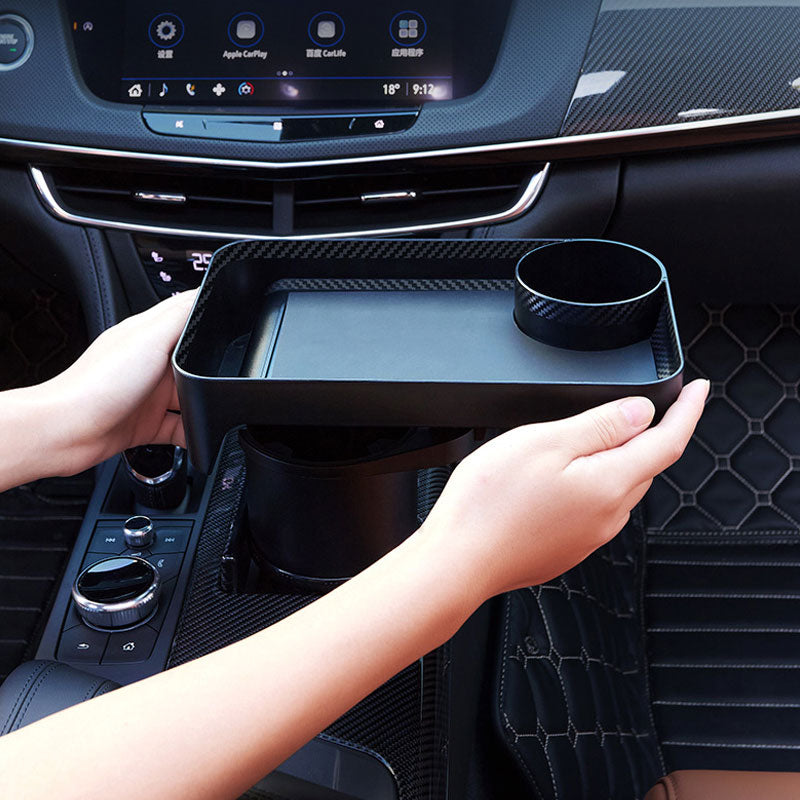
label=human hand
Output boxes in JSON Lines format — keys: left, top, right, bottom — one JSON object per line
{"left": 420, "top": 379, "right": 709, "bottom": 599}
{"left": 43, "top": 291, "right": 197, "bottom": 476}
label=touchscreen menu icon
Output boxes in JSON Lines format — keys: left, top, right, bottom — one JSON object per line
{"left": 389, "top": 11, "right": 426, "bottom": 46}
{"left": 308, "top": 12, "right": 344, "bottom": 47}
{"left": 236, "top": 19, "right": 257, "bottom": 40}
{"left": 148, "top": 13, "right": 185, "bottom": 48}
{"left": 317, "top": 20, "right": 336, "bottom": 39}
{"left": 228, "top": 12, "right": 264, "bottom": 48}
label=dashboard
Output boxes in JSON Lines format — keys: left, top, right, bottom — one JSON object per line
{"left": 3, "top": 1, "right": 800, "bottom": 322}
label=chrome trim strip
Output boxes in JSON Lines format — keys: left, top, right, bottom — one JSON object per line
{"left": 7, "top": 104, "right": 800, "bottom": 170}
{"left": 29, "top": 164, "right": 550, "bottom": 240}
{"left": 361, "top": 190, "right": 417, "bottom": 203}
{"left": 134, "top": 190, "right": 187, "bottom": 204}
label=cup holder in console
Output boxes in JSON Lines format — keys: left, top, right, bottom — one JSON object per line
{"left": 514, "top": 239, "right": 666, "bottom": 351}
{"left": 173, "top": 239, "right": 685, "bottom": 473}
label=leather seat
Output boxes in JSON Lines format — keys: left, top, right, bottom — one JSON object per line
{"left": 646, "top": 770, "right": 800, "bottom": 799}
{"left": 0, "top": 660, "right": 118, "bottom": 735}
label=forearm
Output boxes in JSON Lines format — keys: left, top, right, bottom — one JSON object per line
{"left": 0, "top": 524, "right": 482, "bottom": 800}
{"left": 0, "top": 382, "right": 74, "bottom": 492}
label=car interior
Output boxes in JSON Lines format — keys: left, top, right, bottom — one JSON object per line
{"left": 3, "top": 1, "right": 800, "bottom": 798}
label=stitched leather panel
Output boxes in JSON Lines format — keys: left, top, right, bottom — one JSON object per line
{"left": 645, "top": 305, "right": 800, "bottom": 771}
{"left": 497, "top": 518, "right": 663, "bottom": 799}
{"left": 0, "top": 660, "right": 119, "bottom": 734}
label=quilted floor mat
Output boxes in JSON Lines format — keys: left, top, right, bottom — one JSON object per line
{"left": 644, "top": 304, "right": 800, "bottom": 772}
{"left": 497, "top": 519, "right": 663, "bottom": 800}
{"left": 0, "top": 260, "right": 89, "bottom": 683}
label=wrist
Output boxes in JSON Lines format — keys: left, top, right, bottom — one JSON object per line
{"left": 40, "top": 373, "right": 107, "bottom": 477}
{"left": 0, "top": 382, "right": 74, "bottom": 489}
{"left": 405, "top": 518, "right": 495, "bottom": 619}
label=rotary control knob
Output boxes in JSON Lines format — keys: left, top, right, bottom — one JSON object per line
{"left": 123, "top": 515, "right": 155, "bottom": 548}
{"left": 72, "top": 557, "right": 161, "bottom": 630}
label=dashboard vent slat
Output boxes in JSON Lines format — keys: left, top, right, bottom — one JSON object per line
{"left": 38, "top": 162, "right": 544, "bottom": 238}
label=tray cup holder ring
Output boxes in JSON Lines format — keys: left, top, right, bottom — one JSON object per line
{"left": 513, "top": 239, "right": 667, "bottom": 351}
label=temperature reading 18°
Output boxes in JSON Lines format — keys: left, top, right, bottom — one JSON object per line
{"left": 382, "top": 82, "right": 402, "bottom": 96}
{"left": 412, "top": 82, "right": 437, "bottom": 97}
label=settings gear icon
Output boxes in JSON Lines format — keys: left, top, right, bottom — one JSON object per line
{"left": 156, "top": 19, "right": 178, "bottom": 41}
{"left": 149, "top": 13, "right": 184, "bottom": 48}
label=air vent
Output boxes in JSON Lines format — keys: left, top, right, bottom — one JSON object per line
{"left": 32, "top": 161, "right": 548, "bottom": 239}
{"left": 292, "top": 165, "right": 537, "bottom": 232}
{"left": 43, "top": 167, "right": 275, "bottom": 231}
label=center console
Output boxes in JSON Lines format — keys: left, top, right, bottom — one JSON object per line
{"left": 30, "top": 237, "right": 683, "bottom": 799}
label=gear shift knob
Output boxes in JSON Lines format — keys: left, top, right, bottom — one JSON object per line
{"left": 122, "top": 445, "right": 187, "bottom": 509}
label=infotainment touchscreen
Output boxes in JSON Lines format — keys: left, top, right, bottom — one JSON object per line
{"left": 66, "top": 1, "right": 510, "bottom": 107}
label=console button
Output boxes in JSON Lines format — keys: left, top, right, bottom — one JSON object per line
{"left": 150, "top": 528, "right": 190, "bottom": 554}
{"left": 122, "top": 548, "right": 152, "bottom": 559}
{"left": 123, "top": 515, "right": 155, "bottom": 548}
{"left": 0, "top": 15, "right": 31, "bottom": 69}
{"left": 0, "top": 19, "right": 25, "bottom": 63}
{"left": 349, "top": 113, "right": 417, "bottom": 136}
{"left": 281, "top": 115, "right": 353, "bottom": 140}
{"left": 142, "top": 112, "right": 207, "bottom": 137}
{"left": 82, "top": 552, "right": 111, "bottom": 570}
{"left": 73, "top": 557, "right": 161, "bottom": 630}
{"left": 148, "top": 579, "right": 176, "bottom": 631}
{"left": 57, "top": 625, "right": 108, "bottom": 663}
{"left": 88, "top": 527, "right": 128, "bottom": 554}
{"left": 143, "top": 111, "right": 418, "bottom": 142}
{"left": 63, "top": 602, "right": 83, "bottom": 631}
{"left": 146, "top": 552, "right": 183, "bottom": 582}
{"left": 103, "top": 626, "right": 158, "bottom": 663}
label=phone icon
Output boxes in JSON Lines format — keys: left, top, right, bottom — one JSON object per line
{"left": 185, "top": 82, "right": 196, "bottom": 96}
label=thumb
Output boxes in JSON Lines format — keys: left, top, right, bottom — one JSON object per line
{"left": 555, "top": 396, "right": 656, "bottom": 457}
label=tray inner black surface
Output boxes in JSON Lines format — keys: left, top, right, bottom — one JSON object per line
{"left": 253, "top": 290, "right": 657, "bottom": 384}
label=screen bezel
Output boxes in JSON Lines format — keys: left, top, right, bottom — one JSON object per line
{"left": 65, "top": 0, "right": 512, "bottom": 111}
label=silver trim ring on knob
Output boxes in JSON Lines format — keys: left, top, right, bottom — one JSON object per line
{"left": 123, "top": 515, "right": 154, "bottom": 548}
{"left": 72, "top": 557, "right": 161, "bottom": 630}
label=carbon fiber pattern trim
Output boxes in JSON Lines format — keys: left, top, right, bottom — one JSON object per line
{"left": 271, "top": 278, "right": 514, "bottom": 293}
{"left": 514, "top": 283, "right": 659, "bottom": 327}
{"left": 176, "top": 239, "right": 680, "bottom": 380}
{"left": 651, "top": 300, "right": 682, "bottom": 381}
{"left": 176, "top": 239, "right": 539, "bottom": 364}
{"left": 168, "top": 436, "right": 449, "bottom": 800}
{"left": 563, "top": 5, "right": 800, "bottom": 136}
{"left": 645, "top": 304, "right": 800, "bottom": 773}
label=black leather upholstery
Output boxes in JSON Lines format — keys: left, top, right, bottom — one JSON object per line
{"left": 645, "top": 305, "right": 800, "bottom": 772}
{"left": 496, "top": 517, "right": 663, "bottom": 799}
{"left": 0, "top": 660, "right": 118, "bottom": 735}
